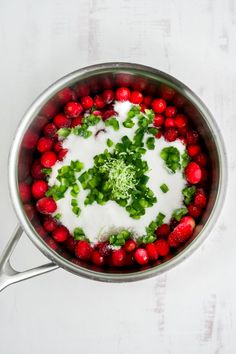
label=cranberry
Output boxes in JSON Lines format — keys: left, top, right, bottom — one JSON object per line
{"left": 58, "top": 148, "right": 68, "bottom": 161}
{"left": 37, "top": 137, "right": 53, "bottom": 153}
{"left": 92, "top": 251, "right": 105, "bottom": 266}
{"left": 41, "top": 101, "right": 58, "bottom": 118}
{"left": 53, "top": 113, "right": 71, "bottom": 128}
{"left": 194, "top": 153, "right": 208, "bottom": 167}
{"left": 155, "top": 224, "right": 171, "bottom": 238}
{"left": 75, "top": 240, "right": 93, "bottom": 260}
{"left": 31, "top": 160, "right": 45, "bottom": 179}
{"left": 43, "top": 123, "right": 57, "bottom": 137}
{"left": 102, "top": 110, "right": 117, "bottom": 120}
{"left": 56, "top": 87, "right": 74, "bottom": 105}
{"left": 71, "top": 116, "right": 83, "bottom": 127}
{"left": 36, "top": 197, "right": 57, "bottom": 214}
{"left": 94, "top": 95, "right": 106, "bottom": 109}
{"left": 97, "top": 241, "right": 111, "bottom": 257}
{"left": 164, "top": 118, "right": 175, "bottom": 128}
{"left": 111, "top": 249, "right": 126, "bottom": 267}
{"left": 179, "top": 136, "right": 187, "bottom": 145}
{"left": 22, "top": 131, "right": 38, "bottom": 149}
{"left": 93, "top": 110, "right": 102, "bottom": 116}
{"left": 185, "top": 162, "right": 202, "bottom": 184}
{"left": 155, "top": 239, "right": 170, "bottom": 257}
{"left": 186, "top": 130, "right": 199, "bottom": 145}
{"left": 130, "top": 91, "right": 143, "bottom": 104}
{"left": 115, "top": 87, "right": 131, "bottom": 102}
{"left": 143, "top": 96, "right": 152, "bottom": 106}
{"left": 164, "top": 128, "right": 178, "bottom": 142}
{"left": 65, "top": 236, "right": 77, "bottom": 253}
{"left": 45, "top": 237, "right": 58, "bottom": 251}
{"left": 155, "top": 131, "right": 162, "bottom": 139}
{"left": 19, "top": 182, "right": 31, "bottom": 203}
{"left": 174, "top": 114, "right": 187, "bottom": 129}
{"left": 54, "top": 141, "right": 63, "bottom": 153}
{"left": 165, "top": 106, "right": 177, "bottom": 118}
{"left": 188, "top": 204, "right": 202, "bottom": 218}
{"left": 146, "top": 243, "right": 159, "bottom": 261}
{"left": 64, "top": 101, "right": 83, "bottom": 118}
{"left": 124, "top": 239, "right": 136, "bottom": 252}
{"left": 153, "top": 114, "right": 164, "bottom": 127}
{"left": 161, "top": 86, "right": 176, "bottom": 101}
{"left": 168, "top": 233, "right": 180, "bottom": 248}
{"left": 40, "top": 151, "right": 57, "bottom": 168}
{"left": 187, "top": 145, "right": 201, "bottom": 157}
{"left": 102, "top": 89, "right": 115, "bottom": 104}
{"left": 32, "top": 180, "right": 48, "bottom": 199}
{"left": 35, "top": 225, "right": 47, "bottom": 238}
{"left": 24, "top": 204, "right": 36, "bottom": 221}
{"left": 43, "top": 216, "right": 58, "bottom": 232}
{"left": 194, "top": 193, "right": 207, "bottom": 208}
{"left": 151, "top": 98, "right": 167, "bottom": 113}
{"left": 134, "top": 248, "right": 149, "bottom": 265}
{"left": 80, "top": 95, "right": 94, "bottom": 109}
{"left": 52, "top": 225, "right": 69, "bottom": 242}
{"left": 140, "top": 103, "right": 147, "bottom": 112}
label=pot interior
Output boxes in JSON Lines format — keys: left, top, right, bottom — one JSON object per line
{"left": 13, "top": 64, "right": 222, "bottom": 279}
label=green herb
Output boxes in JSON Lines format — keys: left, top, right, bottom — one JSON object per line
{"left": 42, "top": 168, "right": 52, "bottom": 176}
{"left": 182, "top": 151, "right": 191, "bottom": 168}
{"left": 73, "top": 125, "right": 92, "bottom": 138}
{"left": 172, "top": 207, "right": 188, "bottom": 221}
{"left": 160, "top": 146, "right": 181, "bottom": 173}
{"left": 182, "top": 186, "right": 196, "bottom": 205}
{"left": 146, "top": 137, "right": 155, "bottom": 150}
{"left": 57, "top": 128, "right": 71, "bottom": 138}
{"left": 83, "top": 114, "right": 101, "bottom": 126}
{"left": 138, "top": 212, "right": 165, "bottom": 244}
{"left": 54, "top": 213, "right": 62, "bottom": 220}
{"left": 160, "top": 184, "right": 169, "bottom": 193}
{"left": 147, "top": 127, "right": 158, "bottom": 136}
{"left": 105, "top": 117, "right": 119, "bottom": 131}
{"left": 109, "top": 230, "right": 131, "bottom": 246}
{"left": 123, "top": 119, "right": 135, "bottom": 128}
{"left": 106, "top": 138, "right": 114, "bottom": 147}
{"left": 73, "top": 227, "right": 87, "bottom": 241}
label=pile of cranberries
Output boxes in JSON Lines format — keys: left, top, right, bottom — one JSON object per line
{"left": 19, "top": 84, "right": 209, "bottom": 269}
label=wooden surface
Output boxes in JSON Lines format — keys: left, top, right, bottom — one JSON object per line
{"left": 0, "top": 0, "right": 235, "bottom": 353}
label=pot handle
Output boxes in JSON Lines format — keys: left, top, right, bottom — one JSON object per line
{"left": 0, "top": 225, "right": 58, "bottom": 293}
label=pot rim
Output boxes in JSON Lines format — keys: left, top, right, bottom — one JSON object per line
{"left": 8, "top": 62, "right": 228, "bottom": 282}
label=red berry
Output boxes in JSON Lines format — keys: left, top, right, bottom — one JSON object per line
{"left": 37, "top": 137, "right": 53, "bottom": 153}
{"left": 64, "top": 101, "right": 83, "bottom": 118}
{"left": 168, "top": 233, "right": 180, "bottom": 248}
{"left": 36, "top": 197, "right": 57, "bottom": 214}
{"left": 186, "top": 130, "right": 199, "bottom": 145}
{"left": 19, "top": 182, "right": 31, "bottom": 203}
{"left": 153, "top": 114, "right": 164, "bottom": 127}
{"left": 97, "top": 241, "right": 111, "bottom": 257}
{"left": 165, "top": 106, "right": 177, "bottom": 118}
{"left": 32, "top": 180, "right": 48, "bottom": 199}
{"left": 194, "top": 193, "right": 207, "bottom": 208}
{"left": 65, "top": 236, "right": 77, "bottom": 252}
{"left": 102, "top": 110, "right": 117, "bottom": 121}
{"left": 143, "top": 96, "right": 152, "bottom": 106}
{"left": 24, "top": 204, "right": 36, "bottom": 221}
{"left": 168, "top": 224, "right": 192, "bottom": 245}
{"left": 124, "top": 239, "right": 136, "bottom": 252}
{"left": 35, "top": 225, "right": 47, "bottom": 238}
{"left": 155, "top": 239, "right": 170, "bottom": 256}
{"left": 174, "top": 114, "right": 187, "bottom": 129}
{"left": 56, "top": 87, "right": 74, "bottom": 105}
{"left": 41, "top": 101, "right": 58, "bottom": 118}
{"left": 130, "top": 91, "right": 143, "bottom": 104}
{"left": 45, "top": 237, "right": 58, "bottom": 251}
{"left": 185, "top": 162, "right": 202, "bottom": 184}
{"left": 111, "top": 249, "right": 126, "bottom": 267}
{"left": 179, "top": 136, "right": 187, "bottom": 145}
{"left": 187, "top": 145, "right": 201, "bottom": 157}
{"left": 102, "top": 89, "right": 115, "bottom": 104}
{"left": 75, "top": 241, "right": 93, "bottom": 260}
{"left": 115, "top": 87, "right": 131, "bottom": 102}
{"left": 53, "top": 113, "right": 71, "bottom": 128}
{"left": 71, "top": 116, "right": 83, "bottom": 127}
{"left": 134, "top": 248, "right": 149, "bottom": 265}
{"left": 164, "top": 128, "right": 178, "bottom": 142}
{"left": 155, "top": 131, "right": 162, "bottom": 139}
{"left": 152, "top": 98, "right": 167, "bottom": 113}
{"left": 165, "top": 118, "right": 175, "bottom": 128}
{"left": 146, "top": 243, "right": 159, "bottom": 261}
{"left": 40, "top": 151, "right": 57, "bottom": 168}
{"left": 54, "top": 141, "right": 63, "bottom": 153}
{"left": 92, "top": 251, "right": 105, "bottom": 266}
{"left": 188, "top": 204, "right": 202, "bottom": 218}
{"left": 140, "top": 103, "right": 147, "bottom": 112}
{"left": 194, "top": 153, "right": 208, "bottom": 167}
{"left": 93, "top": 110, "right": 102, "bottom": 116}
{"left": 22, "top": 131, "right": 38, "bottom": 149}
{"left": 161, "top": 86, "right": 176, "bottom": 101}
{"left": 180, "top": 216, "right": 196, "bottom": 229}
{"left": 155, "top": 224, "right": 171, "bottom": 238}
{"left": 43, "top": 123, "right": 57, "bottom": 137}
{"left": 43, "top": 216, "right": 58, "bottom": 232}
{"left": 31, "top": 160, "right": 45, "bottom": 179}
{"left": 94, "top": 95, "right": 105, "bottom": 109}
{"left": 80, "top": 96, "right": 94, "bottom": 109}
{"left": 58, "top": 148, "right": 68, "bottom": 161}
{"left": 52, "top": 225, "right": 69, "bottom": 242}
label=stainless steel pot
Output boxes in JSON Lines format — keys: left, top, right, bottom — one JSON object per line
{"left": 0, "top": 63, "right": 227, "bottom": 292}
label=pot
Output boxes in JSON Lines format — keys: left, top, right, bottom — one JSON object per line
{"left": 0, "top": 63, "right": 227, "bottom": 292}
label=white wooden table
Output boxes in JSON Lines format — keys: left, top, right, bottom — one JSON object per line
{"left": 0, "top": 1, "right": 235, "bottom": 353}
